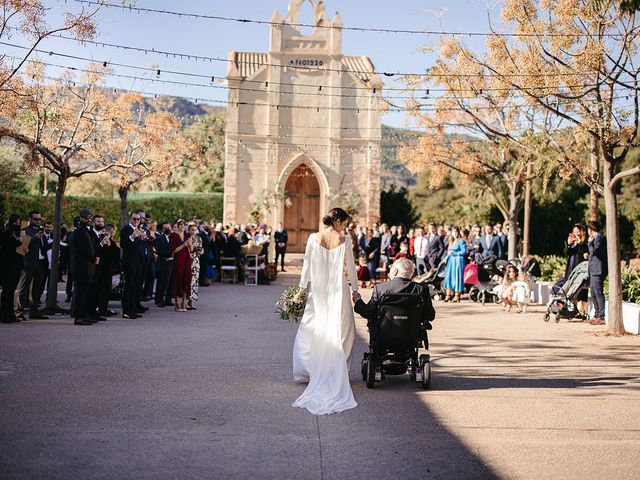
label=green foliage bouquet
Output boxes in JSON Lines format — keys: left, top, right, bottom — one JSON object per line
{"left": 275, "top": 287, "right": 308, "bottom": 323}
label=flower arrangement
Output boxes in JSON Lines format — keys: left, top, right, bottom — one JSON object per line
{"left": 275, "top": 286, "right": 308, "bottom": 323}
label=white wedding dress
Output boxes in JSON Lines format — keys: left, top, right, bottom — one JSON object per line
{"left": 292, "top": 233, "right": 359, "bottom": 415}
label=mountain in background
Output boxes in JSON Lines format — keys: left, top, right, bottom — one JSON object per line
{"left": 139, "top": 95, "right": 225, "bottom": 120}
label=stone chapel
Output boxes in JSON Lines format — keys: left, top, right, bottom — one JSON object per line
{"left": 224, "top": 0, "right": 383, "bottom": 252}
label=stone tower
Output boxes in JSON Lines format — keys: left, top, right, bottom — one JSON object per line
{"left": 224, "top": 0, "right": 383, "bottom": 252}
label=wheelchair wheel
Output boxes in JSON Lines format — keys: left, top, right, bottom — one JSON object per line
{"left": 409, "top": 356, "right": 417, "bottom": 381}
{"left": 421, "top": 363, "right": 431, "bottom": 390}
{"left": 361, "top": 356, "right": 367, "bottom": 381}
{"left": 543, "top": 312, "right": 550, "bottom": 322}
{"left": 555, "top": 314, "right": 560, "bottom": 323}
{"left": 366, "top": 357, "right": 376, "bottom": 389}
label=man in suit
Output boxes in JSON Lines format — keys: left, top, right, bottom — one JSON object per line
{"left": 16, "top": 210, "right": 49, "bottom": 320}
{"left": 120, "top": 211, "right": 145, "bottom": 319}
{"left": 96, "top": 224, "right": 120, "bottom": 317}
{"left": 365, "top": 229, "right": 381, "bottom": 281}
{"left": 353, "top": 258, "right": 435, "bottom": 332}
{"left": 274, "top": 223, "right": 288, "bottom": 272}
{"left": 69, "top": 209, "right": 97, "bottom": 325}
{"left": 426, "top": 223, "right": 445, "bottom": 270}
{"left": 39, "top": 220, "right": 54, "bottom": 306}
{"left": 358, "top": 226, "right": 368, "bottom": 258}
{"left": 587, "top": 221, "right": 608, "bottom": 326}
{"left": 154, "top": 221, "right": 173, "bottom": 307}
{"left": 477, "top": 224, "right": 501, "bottom": 262}
{"left": 135, "top": 210, "right": 152, "bottom": 310}
{"left": 413, "top": 227, "right": 428, "bottom": 276}
{"left": 467, "top": 224, "right": 481, "bottom": 261}
{"left": 494, "top": 223, "right": 508, "bottom": 260}
{"left": 82, "top": 215, "right": 107, "bottom": 322}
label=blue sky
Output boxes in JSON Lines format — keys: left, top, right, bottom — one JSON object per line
{"left": 5, "top": 0, "right": 502, "bottom": 128}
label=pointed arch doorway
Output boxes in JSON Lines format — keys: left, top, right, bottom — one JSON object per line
{"left": 284, "top": 164, "right": 320, "bottom": 253}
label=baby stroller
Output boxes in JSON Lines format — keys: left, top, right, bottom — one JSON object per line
{"left": 414, "top": 259, "right": 446, "bottom": 300}
{"left": 544, "top": 261, "right": 590, "bottom": 323}
{"left": 468, "top": 256, "right": 508, "bottom": 305}
{"left": 360, "top": 292, "right": 432, "bottom": 390}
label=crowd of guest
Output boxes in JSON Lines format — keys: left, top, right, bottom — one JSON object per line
{"left": 0, "top": 208, "right": 609, "bottom": 325}
{"left": 348, "top": 221, "right": 509, "bottom": 290}
{"left": 345, "top": 219, "right": 607, "bottom": 321}
{"left": 0, "top": 208, "right": 288, "bottom": 325}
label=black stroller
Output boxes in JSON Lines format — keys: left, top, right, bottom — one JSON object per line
{"left": 414, "top": 259, "right": 446, "bottom": 300}
{"left": 468, "top": 256, "right": 509, "bottom": 305}
{"left": 544, "top": 261, "right": 590, "bottom": 323}
{"left": 360, "top": 293, "right": 431, "bottom": 390}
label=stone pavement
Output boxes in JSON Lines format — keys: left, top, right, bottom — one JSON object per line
{"left": 1, "top": 277, "right": 639, "bottom": 480}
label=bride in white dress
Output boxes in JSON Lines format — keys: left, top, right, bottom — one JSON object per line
{"left": 292, "top": 207, "right": 360, "bottom": 415}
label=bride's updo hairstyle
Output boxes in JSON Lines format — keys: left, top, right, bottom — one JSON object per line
{"left": 322, "top": 207, "right": 350, "bottom": 227}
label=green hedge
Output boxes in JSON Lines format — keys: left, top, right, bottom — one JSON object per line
{"left": 3, "top": 193, "right": 223, "bottom": 227}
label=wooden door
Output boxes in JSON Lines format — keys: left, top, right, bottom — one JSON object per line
{"left": 284, "top": 164, "right": 320, "bottom": 253}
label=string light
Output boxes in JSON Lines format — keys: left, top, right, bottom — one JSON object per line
{"left": 4, "top": 40, "right": 629, "bottom": 95}
{"left": 72, "top": 0, "right": 626, "bottom": 39}
{"left": 1, "top": 30, "right": 618, "bottom": 79}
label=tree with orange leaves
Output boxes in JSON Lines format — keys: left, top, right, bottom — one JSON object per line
{"left": 409, "top": 0, "right": 639, "bottom": 334}
{"left": 400, "top": 69, "right": 543, "bottom": 260}
{"left": 0, "top": 64, "right": 147, "bottom": 312}
{"left": 0, "top": 0, "right": 98, "bottom": 90}
{"left": 98, "top": 93, "right": 201, "bottom": 226}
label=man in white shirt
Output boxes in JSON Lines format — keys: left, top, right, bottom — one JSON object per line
{"left": 413, "top": 227, "right": 428, "bottom": 276}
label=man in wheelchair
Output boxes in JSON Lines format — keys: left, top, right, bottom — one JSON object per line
{"left": 353, "top": 258, "right": 436, "bottom": 388}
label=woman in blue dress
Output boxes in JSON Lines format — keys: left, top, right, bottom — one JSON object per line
{"left": 443, "top": 227, "right": 467, "bottom": 302}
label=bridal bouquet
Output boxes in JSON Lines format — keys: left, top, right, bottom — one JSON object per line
{"left": 275, "top": 286, "right": 308, "bottom": 323}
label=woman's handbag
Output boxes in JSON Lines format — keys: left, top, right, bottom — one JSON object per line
{"left": 463, "top": 263, "right": 479, "bottom": 284}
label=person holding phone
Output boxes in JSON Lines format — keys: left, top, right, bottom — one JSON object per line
{"left": 563, "top": 223, "right": 589, "bottom": 318}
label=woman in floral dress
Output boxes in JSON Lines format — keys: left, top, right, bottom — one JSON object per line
{"left": 188, "top": 223, "right": 204, "bottom": 310}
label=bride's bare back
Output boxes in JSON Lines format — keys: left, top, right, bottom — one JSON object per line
{"left": 315, "top": 229, "right": 345, "bottom": 250}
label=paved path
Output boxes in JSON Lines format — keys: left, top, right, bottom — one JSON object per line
{"left": 1, "top": 279, "right": 639, "bottom": 480}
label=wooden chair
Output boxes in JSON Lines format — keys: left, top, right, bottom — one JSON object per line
{"left": 220, "top": 257, "right": 239, "bottom": 284}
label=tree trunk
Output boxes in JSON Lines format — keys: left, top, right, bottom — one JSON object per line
{"left": 119, "top": 186, "right": 128, "bottom": 228}
{"left": 589, "top": 139, "right": 600, "bottom": 221}
{"left": 602, "top": 161, "right": 624, "bottom": 335}
{"left": 45, "top": 171, "right": 67, "bottom": 311}
{"left": 507, "top": 182, "right": 520, "bottom": 260}
{"left": 522, "top": 160, "right": 532, "bottom": 257}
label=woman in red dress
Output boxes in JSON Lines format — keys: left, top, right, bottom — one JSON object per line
{"left": 169, "top": 219, "right": 193, "bottom": 312}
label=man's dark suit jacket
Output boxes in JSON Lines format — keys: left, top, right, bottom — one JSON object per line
{"left": 153, "top": 234, "right": 172, "bottom": 271}
{"left": 358, "top": 235, "right": 367, "bottom": 257}
{"left": 354, "top": 277, "right": 436, "bottom": 328}
{"left": 588, "top": 233, "right": 608, "bottom": 277}
{"left": 102, "top": 240, "right": 121, "bottom": 275}
{"left": 497, "top": 233, "right": 508, "bottom": 259}
{"left": 22, "top": 225, "right": 47, "bottom": 272}
{"left": 274, "top": 230, "right": 288, "bottom": 250}
{"left": 69, "top": 226, "right": 96, "bottom": 283}
{"left": 120, "top": 224, "right": 144, "bottom": 268}
{"left": 365, "top": 236, "right": 381, "bottom": 263}
{"left": 426, "top": 234, "right": 445, "bottom": 269}
{"left": 478, "top": 234, "right": 501, "bottom": 260}
{"left": 223, "top": 236, "right": 241, "bottom": 258}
